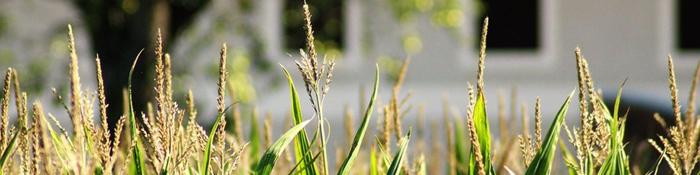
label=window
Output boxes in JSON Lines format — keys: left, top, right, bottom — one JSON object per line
{"left": 476, "top": 0, "right": 539, "bottom": 50}
{"left": 678, "top": 0, "right": 700, "bottom": 50}
{"left": 283, "top": 0, "right": 344, "bottom": 57}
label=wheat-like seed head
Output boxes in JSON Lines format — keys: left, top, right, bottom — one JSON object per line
{"left": 381, "top": 105, "right": 393, "bottom": 151}
{"left": 574, "top": 47, "right": 590, "bottom": 152}
{"left": 30, "top": 102, "right": 44, "bottom": 175}
{"left": 477, "top": 17, "right": 489, "bottom": 94}
{"left": 164, "top": 54, "right": 173, "bottom": 105}
{"left": 534, "top": 97, "right": 542, "bottom": 150}
{"left": 0, "top": 68, "right": 12, "bottom": 147}
{"left": 686, "top": 61, "right": 700, "bottom": 123}
{"left": 67, "top": 25, "right": 84, "bottom": 139}
{"left": 668, "top": 55, "right": 684, "bottom": 131}
{"left": 217, "top": 43, "right": 227, "bottom": 114}
{"left": 303, "top": 2, "right": 319, "bottom": 81}
{"left": 95, "top": 55, "right": 108, "bottom": 130}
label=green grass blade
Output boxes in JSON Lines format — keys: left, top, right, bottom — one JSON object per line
{"left": 370, "top": 146, "right": 378, "bottom": 175}
{"left": 468, "top": 91, "right": 495, "bottom": 175}
{"left": 597, "top": 82, "right": 631, "bottom": 175}
{"left": 0, "top": 129, "right": 21, "bottom": 169}
{"left": 525, "top": 91, "right": 574, "bottom": 175}
{"left": 337, "top": 65, "right": 380, "bottom": 175}
{"left": 201, "top": 106, "right": 231, "bottom": 175}
{"left": 127, "top": 49, "right": 146, "bottom": 175}
{"left": 254, "top": 119, "right": 313, "bottom": 175}
{"left": 386, "top": 130, "right": 411, "bottom": 175}
{"left": 281, "top": 66, "right": 317, "bottom": 175}
{"left": 42, "top": 114, "right": 71, "bottom": 171}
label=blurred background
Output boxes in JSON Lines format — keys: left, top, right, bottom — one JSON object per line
{"left": 0, "top": 0, "right": 699, "bottom": 172}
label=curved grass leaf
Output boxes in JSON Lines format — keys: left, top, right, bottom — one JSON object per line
{"left": 468, "top": 91, "right": 495, "bottom": 175}
{"left": 525, "top": 91, "right": 574, "bottom": 175}
{"left": 0, "top": 129, "right": 21, "bottom": 171}
{"left": 387, "top": 130, "right": 411, "bottom": 175}
{"left": 337, "top": 65, "right": 380, "bottom": 175}
{"left": 281, "top": 66, "right": 318, "bottom": 175}
{"left": 255, "top": 119, "right": 312, "bottom": 175}
{"left": 201, "top": 106, "right": 231, "bottom": 175}
{"left": 127, "top": 49, "right": 146, "bottom": 175}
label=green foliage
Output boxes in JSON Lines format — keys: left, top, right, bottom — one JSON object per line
{"left": 281, "top": 66, "right": 318, "bottom": 175}
{"left": 337, "top": 65, "right": 380, "bottom": 175}
{"left": 468, "top": 92, "right": 495, "bottom": 175}
{"left": 387, "top": 130, "right": 412, "bottom": 175}
{"left": 525, "top": 91, "right": 574, "bottom": 175}
{"left": 596, "top": 83, "right": 630, "bottom": 175}
{"left": 127, "top": 50, "right": 146, "bottom": 175}
{"left": 201, "top": 107, "right": 231, "bottom": 175}
{"left": 254, "top": 119, "right": 313, "bottom": 175}
{"left": 0, "top": 129, "right": 20, "bottom": 172}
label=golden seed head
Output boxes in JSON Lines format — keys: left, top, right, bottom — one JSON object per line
{"left": 477, "top": 17, "right": 489, "bottom": 94}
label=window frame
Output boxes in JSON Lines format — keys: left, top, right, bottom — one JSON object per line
{"left": 458, "top": 0, "right": 557, "bottom": 71}
{"left": 659, "top": 0, "right": 700, "bottom": 71}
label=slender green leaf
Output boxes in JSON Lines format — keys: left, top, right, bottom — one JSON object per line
{"left": 201, "top": 106, "right": 231, "bottom": 175}
{"left": 468, "top": 91, "right": 495, "bottom": 175}
{"left": 254, "top": 119, "right": 312, "bottom": 175}
{"left": 387, "top": 130, "right": 412, "bottom": 175}
{"left": 127, "top": 49, "right": 146, "bottom": 175}
{"left": 337, "top": 65, "right": 380, "bottom": 175}
{"left": 281, "top": 66, "right": 318, "bottom": 175}
{"left": 525, "top": 91, "right": 574, "bottom": 175}
{"left": 597, "top": 82, "right": 631, "bottom": 175}
{"left": 0, "top": 129, "right": 21, "bottom": 169}
{"left": 370, "top": 146, "right": 378, "bottom": 175}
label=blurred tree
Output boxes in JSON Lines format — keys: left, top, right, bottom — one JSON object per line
{"left": 72, "top": 0, "right": 210, "bottom": 128}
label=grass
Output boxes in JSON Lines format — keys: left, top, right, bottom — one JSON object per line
{"left": 0, "top": 1, "right": 696, "bottom": 175}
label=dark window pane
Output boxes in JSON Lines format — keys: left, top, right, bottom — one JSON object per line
{"left": 283, "top": 0, "right": 344, "bottom": 54}
{"left": 678, "top": 0, "right": 700, "bottom": 50}
{"left": 476, "top": 0, "right": 539, "bottom": 50}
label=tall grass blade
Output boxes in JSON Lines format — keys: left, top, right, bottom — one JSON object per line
{"left": 525, "top": 91, "right": 574, "bottom": 175}
{"left": 254, "top": 119, "right": 313, "bottom": 175}
{"left": 0, "top": 129, "right": 21, "bottom": 170}
{"left": 370, "top": 146, "right": 378, "bottom": 175}
{"left": 127, "top": 49, "right": 146, "bottom": 175}
{"left": 387, "top": 130, "right": 411, "bottom": 175}
{"left": 337, "top": 65, "right": 380, "bottom": 175}
{"left": 468, "top": 91, "right": 495, "bottom": 175}
{"left": 201, "top": 106, "right": 232, "bottom": 175}
{"left": 281, "top": 66, "right": 318, "bottom": 175}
